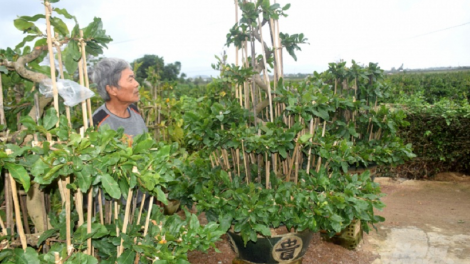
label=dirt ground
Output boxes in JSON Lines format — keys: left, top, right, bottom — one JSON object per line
{"left": 187, "top": 172, "right": 470, "bottom": 264}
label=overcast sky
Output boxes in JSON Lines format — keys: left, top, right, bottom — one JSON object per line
{"left": 1, "top": 0, "right": 469, "bottom": 77}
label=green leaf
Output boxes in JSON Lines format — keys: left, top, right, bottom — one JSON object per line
{"left": 83, "top": 17, "right": 102, "bottom": 38}
{"left": 62, "top": 40, "right": 81, "bottom": 77}
{"left": 15, "top": 35, "right": 39, "bottom": 50}
{"left": 74, "top": 223, "right": 109, "bottom": 242}
{"left": 50, "top": 17, "right": 69, "bottom": 36}
{"left": 5, "top": 163, "right": 31, "bottom": 192}
{"left": 0, "top": 249, "right": 13, "bottom": 262}
{"left": 75, "top": 171, "right": 92, "bottom": 192}
{"left": 278, "top": 147, "right": 287, "bottom": 158}
{"left": 299, "top": 133, "right": 313, "bottom": 143}
{"left": 253, "top": 224, "right": 271, "bottom": 237}
{"left": 14, "top": 18, "right": 35, "bottom": 31}
{"left": 20, "top": 115, "right": 38, "bottom": 131}
{"left": 155, "top": 186, "right": 168, "bottom": 205}
{"left": 14, "top": 247, "right": 39, "bottom": 264}
{"left": 0, "top": 65, "right": 8, "bottom": 74}
{"left": 31, "top": 158, "right": 50, "bottom": 178}
{"left": 133, "top": 138, "right": 154, "bottom": 154}
{"left": 37, "top": 228, "right": 59, "bottom": 246}
{"left": 101, "top": 174, "right": 121, "bottom": 199}
{"left": 64, "top": 252, "right": 98, "bottom": 264}
{"left": 39, "top": 163, "right": 66, "bottom": 185}
{"left": 116, "top": 250, "right": 135, "bottom": 264}
{"left": 54, "top": 8, "right": 76, "bottom": 21}
{"left": 17, "top": 14, "right": 45, "bottom": 22}
{"left": 43, "top": 108, "right": 59, "bottom": 130}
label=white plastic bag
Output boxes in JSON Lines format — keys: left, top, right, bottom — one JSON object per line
{"left": 39, "top": 78, "right": 94, "bottom": 107}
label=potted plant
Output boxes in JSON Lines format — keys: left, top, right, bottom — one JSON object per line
{"left": 315, "top": 61, "right": 415, "bottom": 179}
{"left": 178, "top": 1, "right": 414, "bottom": 260}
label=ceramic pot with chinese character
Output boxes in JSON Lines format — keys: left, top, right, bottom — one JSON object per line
{"left": 227, "top": 226, "right": 314, "bottom": 264}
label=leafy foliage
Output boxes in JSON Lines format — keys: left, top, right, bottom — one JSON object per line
{"left": 382, "top": 71, "right": 470, "bottom": 178}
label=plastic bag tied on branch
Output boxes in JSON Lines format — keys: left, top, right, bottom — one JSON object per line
{"left": 39, "top": 78, "right": 94, "bottom": 107}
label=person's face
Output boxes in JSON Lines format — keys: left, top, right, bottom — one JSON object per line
{"left": 108, "top": 68, "right": 140, "bottom": 104}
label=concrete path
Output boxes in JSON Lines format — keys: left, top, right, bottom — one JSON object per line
{"left": 363, "top": 176, "right": 470, "bottom": 264}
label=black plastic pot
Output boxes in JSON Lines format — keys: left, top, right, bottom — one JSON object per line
{"left": 227, "top": 229, "right": 314, "bottom": 264}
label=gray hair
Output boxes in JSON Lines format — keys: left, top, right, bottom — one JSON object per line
{"left": 93, "top": 58, "right": 131, "bottom": 101}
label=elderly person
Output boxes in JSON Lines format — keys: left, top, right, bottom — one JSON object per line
{"left": 92, "top": 57, "right": 148, "bottom": 136}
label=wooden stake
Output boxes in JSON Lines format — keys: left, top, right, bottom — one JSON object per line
{"left": 64, "top": 177, "right": 72, "bottom": 255}
{"left": 143, "top": 196, "right": 154, "bottom": 236}
{"left": 78, "top": 60, "right": 89, "bottom": 130}
{"left": 44, "top": 1, "right": 59, "bottom": 126}
{"left": 75, "top": 191, "right": 84, "bottom": 227}
{"left": 316, "top": 121, "right": 327, "bottom": 172}
{"left": 114, "top": 201, "right": 120, "bottom": 252}
{"left": 306, "top": 118, "right": 318, "bottom": 174}
{"left": 265, "top": 153, "right": 270, "bottom": 189}
{"left": 136, "top": 193, "right": 146, "bottom": 225}
{"left": 119, "top": 189, "right": 133, "bottom": 256}
{"left": 18, "top": 194, "right": 31, "bottom": 234}
{"left": 0, "top": 73, "right": 6, "bottom": 126}
{"left": 79, "top": 30, "right": 94, "bottom": 127}
{"left": 98, "top": 189, "right": 104, "bottom": 225}
{"left": 0, "top": 214, "right": 6, "bottom": 236}
{"left": 241, "top": 140, "right": 249, "bottom": 183}
{"left": 54, "top": 32, "right": 71, "bottom": 127}
{"left": 54, "top": 252, "right": 62, "bottom": 264}
{"left": 5, "top": 175, "right": 14, "bottom": 235}
{"left": 6, "top": 150, "right": 27, "bottom": 250}
{"left": 86, "top": 188, "right": 93, "bottom": 255}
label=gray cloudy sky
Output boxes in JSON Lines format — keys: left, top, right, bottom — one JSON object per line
{"left": 1, "top": 0, "right": 469, "bottom": 77}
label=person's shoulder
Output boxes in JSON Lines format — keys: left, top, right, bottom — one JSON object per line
{"left": 92, "top": 104, "right": 110, "bottom": 127}
{"left": 129, "top": 104, "right": 141, "bottom": 115}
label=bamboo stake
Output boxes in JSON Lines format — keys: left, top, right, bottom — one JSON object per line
{"left": 243, "top": 38, "right": 250, "bottom": 109}
{"left": 234, "top": 0, "right": 243, "bottom": 107}
{"left": 18, "top": 194, "right": 31, "bottom": 234}
{"left": 119, "top": 188, "right": 133, "bottom": 256}
{"left": 130, "top": 191, "right": 137, "bottom": 225}
{"left": 80, "top": 30, "right": 94, "bottom": 127}
{"left": 54, "top": 33, "right": 71, "bottom": 127}
{"left": 44, "top": 1, "right": 59, "bottom": 126}
{"left": 306, "top": 118, "right": 318, "bottom": 174}
{"left": 97, "top": 189, "right": 104, "bottom": 225}
{"left": 53, "top": 36, "right": 73, "bottom": 254}
{"left": 5, "top": 175, "right": 14, "bottom": 236}
{"left": 78, "top": 60, "right": 89, "bottom": 130}
{"left": 6, "top": 150, "right": 27, "bottom": 250}
{"left": 241, "top": 140, "right": 249, "bottom": 183}
{"left": 86, "top": 188, "right": 92, "bottom": 255}
{"left": 235, "top": 149, "right": 241, "bottom": 177}
{"left": 211, "top": 152, "right": 221, "bottom": 167}
{"left": 209, "top": 154, "right": 216, "bottom": 168}
{"left": 0, "top": 214, "right": 6, "bottom": 236}
{"left": 334, "top": 78, "right": 338, "bottom": 95}
{"left": 287, "top": 140, "right": 300, "bottom": 182}
{"left": 316, "top": 121, "right": 327, "bottom": 172}
{"left": 0, "top": 73, "right": 6, "bottom": 126}
{"left": 74, "top": 129, "right": 85, "bottom": 227}
{"left": 114, "top": 201, "right": 120, "bottom": 252}
{"left": 54, "top": 252, "right": 62, "bottom": 264}
{"left": 273, "top": 6, "right": 283, "bottom": 78}
{"left": 143, "top": 196, "right": 154, "bottom": 236}
{"left": 265, "top": 153, "right": 270, "bottom": 189}
{"left": 136, "top": 193, "right": 146, "bottom": 225}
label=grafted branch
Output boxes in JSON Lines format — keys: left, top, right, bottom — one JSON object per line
{"left": 1, "top": 46, "right": 49, "bottom": 83}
